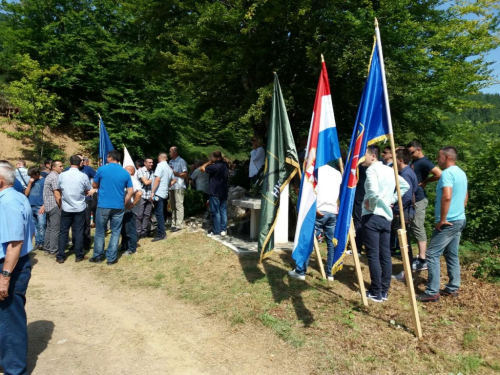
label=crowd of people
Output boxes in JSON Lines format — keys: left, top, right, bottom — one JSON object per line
{"left": 289, "top": 141, "right": 468, "bottom": 305}
{"left": 0, "top": 138, "right": 467, "bottom": 373}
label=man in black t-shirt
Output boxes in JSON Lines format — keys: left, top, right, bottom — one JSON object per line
{"left": 201, "top": 151, "right": 229, "bottom": 237}
{"left": 407, "top": 141, "right": 442, "bottom": 271}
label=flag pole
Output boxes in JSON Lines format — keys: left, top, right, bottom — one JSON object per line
{"left": 338, "top": 157, "right": 368, "bottom": 306}
{"left": 375, "top": 18, "right": 422, "bottom": 340}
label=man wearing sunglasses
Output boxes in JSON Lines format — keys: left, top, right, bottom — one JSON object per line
{"left": 407, "top": 141, "right": 442, "bottom": 272}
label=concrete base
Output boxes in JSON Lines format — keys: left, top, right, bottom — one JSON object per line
{"left": 207, "top": 234, "right": 293, "bottom": 256}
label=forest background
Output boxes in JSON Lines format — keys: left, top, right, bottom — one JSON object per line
{"left": 0, "top": 0, "right": 499, "bottom": 279}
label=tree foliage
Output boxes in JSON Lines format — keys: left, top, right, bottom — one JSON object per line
{"left": 0, "top": 0, "right": 500, "bottom": 245}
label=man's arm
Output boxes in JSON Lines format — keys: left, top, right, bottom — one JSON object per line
{"left": 140, "top": 176, "right": 153, "bottom": 186}
{"left": 24, "top": 178, "right": 34, "bottom": 197}
{"left": 130, "top": 190, "right": 142, "bottom": 208}
{"left": 420, "top": 166, "right": 442, "bottom": 188}
{"left": 173, "top": 170, "right": 188, "bottom": 179}
{"left": 151, "top": 177, "right": 161, "bottom": 199}
{"left": 92, "top": 181, "right": 100, "bottom": 189}
{"left": 124, "top": 187, "right": 133, "bottom": 206}
{"left": 392, "top": 176, "right": 410, "bottom": 204}
{"left": 465, "top": 191, "right": 469, "bottom": 207}
{"left": 53, "top": 190, "right": 62, "bottom": 208}
{"left": 363, "top": 168, "right": 380, "bottom": 211}
{"left": 200, "top": 160, "right": 213, "bottom": 173}
{"left": 0, "top": 240, "right": 22, "bottom": 301}
{"left": 436, "top": 186, "right": 452, "bottom": 231}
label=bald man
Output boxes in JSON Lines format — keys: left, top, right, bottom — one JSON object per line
{"left": 121, "top": 166, "right": 143, "bottom": 255}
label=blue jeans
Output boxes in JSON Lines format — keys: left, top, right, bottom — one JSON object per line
{"left": 425, "top": 220, "right": 466, "bottom": 296}
{"left": 296, "top": 212, "right": 337, "bottom": 276}
{"left": 209, "top": 196, "right": 227, "bottom": 235}
{"left": 362, "top": 214, "right": 392, "bottom": 295}
{"left": 153, "top": 197, "right": 166, "bottom": 237}
{"left": 93, "top": 208, "right": 124, "bottom": 262}
{"left": 0, "top": 254, "right": 31, "bottom": 375}
{"left": 121, "top": 211, "right": 138, "bottom": 253}
{"left": 31, "top": 205, "right": 46, "bottom": 246}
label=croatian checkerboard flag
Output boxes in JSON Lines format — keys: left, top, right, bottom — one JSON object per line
{"left": 292, "top": 59, "right": 342, "bottom": 269}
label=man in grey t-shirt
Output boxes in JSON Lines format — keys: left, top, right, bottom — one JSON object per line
{"left": 150, "top": 152, "right": 175, "bottom": 241}
{"left": 56, "top": 155, "right": 91, "bottom": 263}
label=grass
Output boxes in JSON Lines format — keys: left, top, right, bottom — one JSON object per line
{"left": 72, "top": 230, "right": 500, "bottom": 374}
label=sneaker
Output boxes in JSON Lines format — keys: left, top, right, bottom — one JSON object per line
{"left": 317, "top": 233, "right": 323, "bottom": 243}
{"left": 220, "top": 231, "right": 227, "bottom": 237}
{"left": 439, "top": 289, "right": 459, "bottom": 298}
{"left": 207, "top": 232, "right": 220, "bottom": 238}
{"left": 392, "top": 271, "right": 406, "bottom": 282}
{"left": 288, "top": 269, "right": 306, "bottom": 281}
{"left": 411, "top": 257, "right": 420, "bottom": 270}
{"left": 381, "top": 292, "right": 389, "bottom": 301}
{"left": 346, "top": 250, "right": 353, "bottom": 255}
{"left": 89, "top": 256, "right": 104, "bottom": 263}
{"left": 416, "top": 293, "right": 440, "bottom": 303}
{"left": 123, "top": 250, "right": 136, "bottom": 256}
{"left": 327, "top": 276, "right": 334, "bottom": 282}
{"left": 151, "top": 235, "right": 166, "bottom": 242}
{"left": 414, "top": 259, "right": 428, "bottom": 271}
{"left": 366, "top": 291, "right": 383, "bottom": 303}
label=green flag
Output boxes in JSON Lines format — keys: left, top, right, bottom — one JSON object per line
{"left": 258, "top": 73, "right": 300, "bottom": 261}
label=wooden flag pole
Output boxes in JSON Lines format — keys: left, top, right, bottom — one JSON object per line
{"left": 338, "top": 158, "right": 368, "bottom": 306}
{"left": 313, "top": 237, "right": 327, "bottom": 279}
{"left": 375, "top": 18, "right": 422, "bottom": 339}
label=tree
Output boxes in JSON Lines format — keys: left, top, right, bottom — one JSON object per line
{"left": 1, "top": 54, "right": 63, "bottom": 161}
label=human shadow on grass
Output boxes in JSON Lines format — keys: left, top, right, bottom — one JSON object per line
{"left": 238, "top": 251, "right": 315, "bottom": 327}
{"left": 27, "top": 320, "right": 54, "bottom": 373}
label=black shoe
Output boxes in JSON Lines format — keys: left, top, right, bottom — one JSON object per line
{"left": 75, "top": 256, "right": 88, "bottom": 263}
{"left": 107, "top": 259, "right": 118, "bottom": 266}
{"left": 56, "top": 258, "right": 65, "bottom": 264}
{"left": 416, "top": 293, "right": 440, "bottom": 303}
{"left": 89, "top": 256, "right": 104, "bottom": 263}
{"left": 171, "top": 227, "right": 182, "bottom": 233}
{"left": 440, "top": 289, "right": 459, "bottom": 298}
{"left": 151, "top": 235, "right": 166, "bottom": 242}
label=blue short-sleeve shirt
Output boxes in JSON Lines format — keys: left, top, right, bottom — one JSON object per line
{"left": 59, "top": 168, "right": 92, "bottom": 212}
{"left": 28, "top": 178, "right": 45, "bottom": 207}
{"left": 94, "top": 163, "right": 133, "bottom": 209}
{"left": 435, "top": 165, "right": 468, "bottom": 222}
{"left": 0, "top": 187, "right": 35, "bottom": 259}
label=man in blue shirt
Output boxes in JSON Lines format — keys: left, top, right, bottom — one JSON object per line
{"left": 24, "top": 166, "right": 47, "bottom": 250}
{"left": 0, "top": 161, "right": 35, "bottom": 375}
{"left": 417, "top": 146, "right": 468, "bottom": 303}
{"left": 91, "top": 150, "right": 133, "bottom": 265}
{"left": 57, "top": 155, "right": 92, "bottom": 263}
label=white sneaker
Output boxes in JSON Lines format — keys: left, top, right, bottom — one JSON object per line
{"left": 220, "top": 231, "right": 227, "bottom": 237}
{"left": 346, "top": 250, "right": 353, "bottom": 255}
{"left": 392, "top": 271, "right": 406, "bottom": 282}
{"left": 207, "top": 232, "right": 216, "bottom": 238}
{"left": 327, "top": 276, "right": 334, "bottom": 282}
{"left": 288, "top": 269, "right": 306, "bottom": 281}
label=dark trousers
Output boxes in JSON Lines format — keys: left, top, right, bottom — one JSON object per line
{"left": 362, "top": 214, "right": 392, "bottom": 295}
{"left": 84, "top": 200, "right": 92, "bottom": 249}
{"left": 136, "top": 199, "right": 153, "bottom": 238}
{"left": 353, "top": 200, "right": 364, "bottom": 252}
{"left": 58, "top": 210, "right": 86, "bottom": 261}
{"left": 0, "top": 254, "right": 31, "bottom": 375}
{"left": 153, "top": 197, "right": 166, "bottom": 237}
{"left": 121, "top": 211, "right": 138, "bottom": 253}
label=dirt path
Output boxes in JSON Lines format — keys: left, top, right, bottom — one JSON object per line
{"left": 26, "top": 252, "right": 312, "bottom": 374}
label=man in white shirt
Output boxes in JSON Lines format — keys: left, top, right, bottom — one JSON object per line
{"left": 362, "top": 146, "right": 409, "bottom": 303}
{"left": 168, "top": 146, "right": 188, "bottom": 232}
{"left": 288, "top": 164, "right": 342, "bottom": 281}
{"left": 121, "top": 166, "right": 143, "bottom": 255}
{"left": 249, "top": 136, "right": 265, "bottom": 184}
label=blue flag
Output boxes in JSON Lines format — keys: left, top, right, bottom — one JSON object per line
{"left": 331, "top": 42, "right": 390, "bottom": 274}
{"left": 99, "top": 118, "right": 114, "bottom": 166}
